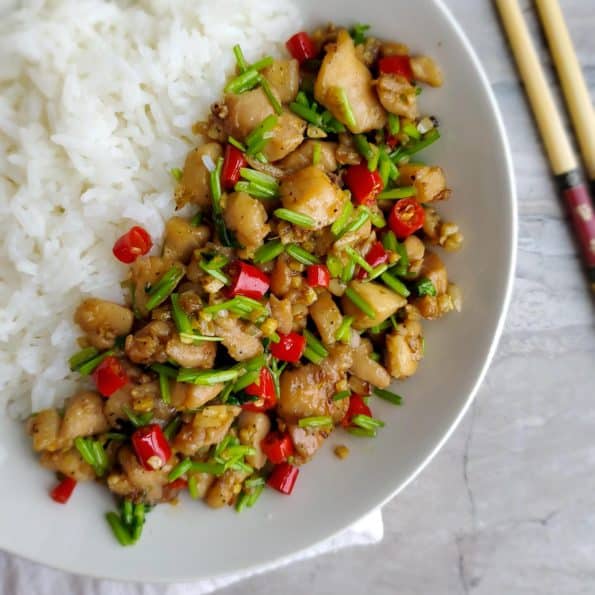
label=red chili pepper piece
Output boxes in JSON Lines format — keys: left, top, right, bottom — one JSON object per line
{"left": 343, "top": 164, "right": 384, "bottom": 206}
{"left": 356, "top": 241, "right": 389, "bottom": 279}
{"left": 221, "top": 144, "right": 246, "bottom": 190}
{"left": 306, "top": 264, "right": 330, "bottom": 288}
{"left": 378, "top": 55, "right": 413, "bottom": 82}
{"left": 388, "top": 197, "right": 426, "bottom": 240}
{"left": 131, "top": 424, "right": 172, "bottom": 471}
{"left": 341, "top": 394, "right": 372, "bottom": 427}
{"left": 242, "top": 367, "right": 277, "bottom": 412}
{"left": 269, "top": 332, "right": 306, "bottom": 363}
{"left": 267, "top": 462, "right": 299, "bottom": 495}
{"left": 92, "top": 356, "right": 128, "bottom": 397}
{"left": 285, "top": 31, "right": 317, "bottom": 64}
{"left": 261, "top": 431, "right": 294, "bottom": 465}
{"left": 386, "top": 131, "right": 399, "bottom": 149}
{"left": 167, "top": 478, "right": 188, "bottom": 490}
{"left": 50, "top": 477, "right": 77, "bottom": 504}
{"left": 227, "top": 261, "right": 270, "bottom": 300}
{"left": 112, "top": 226, "right": 152, "bottom": 264}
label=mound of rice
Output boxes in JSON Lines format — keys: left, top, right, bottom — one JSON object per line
{"left": 0, "top": 0, "right": 300, "bottom": 418}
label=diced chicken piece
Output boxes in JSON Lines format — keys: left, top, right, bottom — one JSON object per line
{"left": 74, "top": 298, "right": 134, "bottom": 350}
{"left": 278, "top": 344, "right": 352, "bottom": 424}
{"left": 270, "top": 254, "right": 297, "bottom": 297}
{"left": 375, "top": 74, "right": 418, "bottom": 120}
{"left": 380, "top": 41, "right": 410, "bottom": 57}
{"left": 170, "top": 382, "right": 223, "bottom": 411}
{"left": 129, "top": 256, "right": 180, "bottom": 317}
{"left": 410, "top": 55, "right": 443, "bottom": 87}
{"left": 419, "top": 251, "right": 448, "bottom": 294}
{"left": 355, "top": 36, "right": 382, "bottom": 67}
{"left": 262, "top": 110, "right": 306, "bottom": 162}
{"left": 163, "top": 217, "right": 210, "bottom": 263}
{"left": 332, "top": 219, "right": 373, "bottom": 254}
{"left": 205, "top": 469, "right": 250, "bottom": 509}
{"left": 223, "top": 88, "right": 275, "bottom": 140}
{"left": 40, "top": 448, "right": 96, "bottom": 481}
{"left": 60, "top": 391, "right": 109, "bottom": 445}
{"left": 27, "top": 409, "right": 62, "bottom": 452}
{"left": 187, "top": 471, "right": 215, "bottom": 499}
{"left": 173, "top": 405, "right": 241, "bottom": 456}
{"left": 287, "top": 424, "right": 327, "bottom": 465}
{"left": 336, "top": 133, "right": 361, "bottom": 166}
{"left": 214, "top": 316, "right": 263, "bottom": 361}
{"left": 280, "top": 166, "right": 346, "bottom": 230}
{"left": 165, "top": 334, "right": 217, "bottom": 369}
{"left": 315, "top": 29, "right": 386, "bottom": 133}
{"left": 341, "top": 280, "right": 406, "bottom": 330}
{"left": 269, "top": 295, "right": 293, "bottom": 334}
{"left": 385, "top": 317, "right": 424, "bottom": 379}
{"left": 107, "top": 446, "right": 173, "bottom": 504}
{"left": 277, "top": 140, "right": 338, "bottom": 174}
{"left": 349, "top": 341, "right": 391, "bottom": 389}
{"left": 223, "top": 192, "right": 270, "bottom": 255}
{"left": 125, "top": 320, "right": 173, "bottom": 365}
{"left": 309, "top": 290, "right": 343, "bottom": 345}
{"left": 404, "top": 235, "right": 425, "bottom": 276}
{"left": 237, "top": 411, "right": 271, "bottom": 470}
{"left": 262, "top": 59, "right": 300, "bottom": 103}
{"left": 175, "top": 143, "right": 223, "bottom": 208}
{"left": 398, "top": 164, "right": 449, "bottom": 203}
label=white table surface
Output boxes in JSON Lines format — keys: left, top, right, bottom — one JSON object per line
{"left": 219, "top": 1, "right": 595, "bottom": 593}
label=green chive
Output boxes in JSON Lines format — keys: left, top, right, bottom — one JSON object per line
{"left": 179, "top": 332, "right": 223, "bottom": 344}
{"left": 373, "top": 387, "right": 403, "bottom": 405}
{"left": 377, "top": 186, "right": 417, "bottom": 199}
{"left": 240, "top": 167, "right": 278, "bottom": 191}
{"left": 235, "top": 180, "right": 278, "bottom": 199}
{"left": 353, "top": 134, "right": 374, "bottom": 161}
{"left": 163, "top": 416, "right": 182, "bottom": 441}
{"left": 332, "top": 390, "right": 351, "bottom": 401}
{"left": 123, "top": 407, "right": 153, "bottom": 428}
{"left": 351, "top": 414, "right": 385, "bottom": 430}
{"left": 379, "top": 154, "right": 391, "bottom": 186}
{"left": 335, "top": 316, "right": 354, "bottom": 343}
{"left": 150, "top": 363, "right": 178, "bottom": 379}
{"left": 368, "top": 263, "right": 389, "bottom": 281}
{"left": 235, "top": 491, "right": 250, "bottom": 512}
{"left": 244, "top": 476, "right": 265, "bottom": 489}
{"left": 369, "top": 320, "right": 392, "bottom": 334}
{"left": 402, "top": 129, "right": 441, "bottom": 157}
{"left": 391, "top": 242, "right": 409, "bottom": 276}
{"left": 190, "top": 211, "right": 203, "bottom": 226}
{"left": 286, "top": 243, "right": 319, "bottom": 265}
{"left": 200, "top": 258, "right": 230, "bottom": 285}
{"left": 326, "top": 254, "right": 343, "bottom": 278}
{"left": 367, "top": 146, "right": 380, "bottom": 172}
{"left": 228, "top": 136, "right": 246, "bottom": 152}
{"left": 341, "top": 258, "right": 356, "bottom": 283}
{"left": 245, "top": 115, "right": 278, "bottom": 155}
{"left": 295, "top": 90, "right": 310, "bottom": 106}
{"left": 415, "top": 277, "right": 437, "bottom": 297}
{"left": 76, "top": 349, "right": 115, "bottom": 376}
{"left": 333, "top": 86, "right": 357, "bottom": 129}
{"left": 246, "top": 483, "right": 265, "bottom": 507}
{"left": 158, "top": 371, "right": 171, "bottom": 404}
{"left": 130, "top": 503, "right": 145, "bottom": 542}
{"left": 74, "top": 437, "right": 96, "bottom": 468}
{"left": 366, "top": 207, "right": 386, "bottom": 229}
{"left": 168, "top": 458, "right": 192, "bottom": 482}
{"left": 202, "top": 297, "right": 248, "bottom": 315}
{"left": 320, "top": 109, "right": 346, "bottom": 133}
{"left": 289, "top": 102, "right": 323, "bottom": 127}
{"left": 91, "top": 441, "right": 108, "bottom": 476}
{"left": 346, "top": 427, "right": 377, "bottom": 438}
{"left": 345, "top": 246, "right": 373, "bottom": 274}
{"left": 232, "top": 369, "right": 260, "bottom": 392}
{"left": 225, "top": 68, "right": 260, "bottom": 94}
{"left": 304, "top": 330, "right": 328, "bottom": 358}
{"left": 253, "top": 240, "right": 285, "bottom": 264}
{"left": 402, "top": 120, "right": 421, "bottom": 140}
{"left": 382, "top": 230, "right": 398, "bottom": 252}
{"left": 190, "top": 461, "right": 226, "bottom": 475}
{"left": 274, "top": 208, "right": 316, "bottom": 229}
{"left": 299, "top": 416, "right": 333, "bottom": 428}
{"left": 380, "top": 272, "right": 411, "bottom": 297}
{"left": 170, "top": 167, "right": 183, "bottom": 182}
{"left": 350, "top": 23, "right": 370, "bottom": 45}
{"left": 68, "top": 346, "right": 99, "bottom": 372}
{"left": 303, "top": 346, "right": 325, "bottom": 365}
{"left": 331, "top": 199, "right": 354, "bottom": 237}
{"left": 250, "top": 56, "right": 274, "bottom": 71}
{"left": 222, "top": 445, "right": 256, "bottom": 460}
{"left": 228, "top": 460, "right": 254, "bottom": 474}
{"left": 387, "top": 113, "right": 400, "bottom": 136}
{"left": 259, "top": 75, "right": 283, "bottom": 115}
{"left": 233, "top": 44, "right": 248, "bottom": 72}
{"left": 145, "top": 266, "right": 184, "bottom": 311}
{"left": 121, "top": 500, "right": 133, "bottom": 527}
{"left": 340, "top": 207, "right": 370, "bottom": 236}
{"left": 170, "top": 293, "right": 192, "bottom": 334}
{"left": 312, "top": 141, "right": 322, "bottom": 165}
{"left": 106, "top": 512, "right": 133, "bottom": 546}
{"left": 177, "top": 368, "right": 240, "bottom": 385}
{"left": 345, "top": 286, "right": 376, "bottom": 319}
{"left": 106, "top": 432, "right": 127, "bottom": 442}
{"left": 209, "top": 156, "right": 235, "bottom": 248}
{"left": 188, "top": 475, "right": 199, "bottom": 499}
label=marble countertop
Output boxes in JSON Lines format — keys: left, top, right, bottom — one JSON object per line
{"left": 220, "top": 1, "right": 595, "bottom": 594}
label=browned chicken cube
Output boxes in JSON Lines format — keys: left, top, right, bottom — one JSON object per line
{"left": 74, "top": 298, "right": 134, "bottom": 350}
{"left": 223, "top": 191, "right": 270, "bottom": 255}
{"left": 277, "top": 140, "right": 338, "bottom": 174}
{"left": 175, "top": 143, "right": 223, "bottom": 208}
{"left": 375, "top": 73, "right": 418, "bottom": 120}
{"left": 163, "top": 217, "right": 210, "bottom": 263}
{"left": 341, "top": 281, "right": 406, "bottom": 330}
{"left": 262, "top": 59, "right": 300, "bottom": 103}
{"left": 398, "top": 164, "right": 449, "bottom": 203}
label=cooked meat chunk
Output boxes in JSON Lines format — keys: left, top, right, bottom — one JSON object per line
{"left": 278, "top": 344, "right": 352, "bottom": 424}
{"left": 269, "top": 295, "right": 293, "bottom": 334}
{"left": 398, "top": 164, "right": 449, "bottom": 203}
{"left": 315, "top": 30, "right": 386, "bottom": 133}
{"left": 404, "top": 235, "right": 425, "bottom": 276}
{"left": 165, "top": 334, "right": 217, "bottom": 369}
{"left": 262, "top": 110, "right": 306, "bottom": 162}
{"left": 74, "top": 298, "right": 134, "bottom": 350}
{"left": 277, "top": 140, "right": 338, "bottom": 174}
{"left": 287, "top": 424, "right": 327, "bottom": 465}
{"left": 223, "top": 88, "right": 275, "bottom": 140}
{"left": 40, "top": 448, "right": 96, "bottom": 481}
{"left": 170, "top": 382, "right": 224, "bottom": 411}
{"left": 129, "top": 256, "right": 180, "bottom": 316}
{"left": 309, "top": 290, "right": 343, "bottom": 345}
{"left": 270, "top": 254, "right": 297, "bottom": 297}
{"left": 27, "top": 409, "right": 62, "bottom": 452}
{"left": 173, "top": 405, "right": 241, "bottom": 456}
{"left": 375, "top": 73, "right": 418, "bottom": 120}
{"left": 262, "top": 59, "right": 300, "bottom": 103}
{"left": 419, "top": 251, "right": 448, "bottom": 294}
{"left": 280, "top": 166, "right": 346, "bottom": 230}
{"left": 237, "top": 411, "right": 271, "bottom": 470}
{"left": 341, "top": 280, "right": 406, "bottom": 330}
{"left": 60, "top": 391, "right": 109, "bottom": 445}
{"left": 385, "top": 317, "right": 424, "bottom": 379}
{"left": 223, "top": 192, "right": 270, "bottom": 255}
{"left": 175, "top": 143, "right": 223, "bottom": 208}
{"left": 205, "top": 469, "right": 249, "bottom": 509}
{"left": 163, "top": 217, "right": 210, "bottom": 263}
{"left": 410, "top": 55, "right": 443, "bottom": 87}
{"left": 349, "top": 341, "right": 391, "bottom": 388}
{"left": 214, "top": 316, "right": 263, "bottom": 361}
{"left": 125, "top": 320, "right": 173, "bottom": 364}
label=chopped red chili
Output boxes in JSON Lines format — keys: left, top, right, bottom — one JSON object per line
{"left": 227, "top": 261, "right": 270, "bottom": 300}
{"left": 388, "top": 198, "right": 425, "bottom": 239}
{"left": 131, "top": 424, "right": 171, "bottom": 471}
{"left": 242, "top": 367, "right": 277, "bottom": 412}
{"left": 50, "top": 477, "right": 77, "bottom": 504}
{"left": 356, "top": 242, "right": 389, "bottom": 279}
{"left": 306, "top": 264, "right": 330, "bottom": 288}
{"left": 286, "top": 32, "right": 317, "bottom": 64}
{"left": 343, "top": 164, "right": 384, "bottom": 206}
{"left": 378, "top": 55, "right": 413, "bottom": 82}
{"left": 267, "top": 462, "right": 299, "bottom": 495}
{"left": 112, "top": 226, "right": 152, "bottom": 264}
{"left": 92, "top": 356, "right": 128, "bottom": 397}
{"left": 221, "top": 144, "right": 246, "bottom": 190}
{"left": 341, "top": 394, "right": 372, "bottom": 427}
{"left": 269, "top": 332, "right": 306, "bottom": 363}
{"left": 261, "top": 431, "right": 294, "bottom": 465}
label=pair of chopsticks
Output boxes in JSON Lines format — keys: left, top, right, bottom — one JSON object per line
{"left": 495, "top": 0, "right": 595, "bottom": 292}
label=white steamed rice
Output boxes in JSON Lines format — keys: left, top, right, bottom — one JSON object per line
{"left": 0, "top": 0, "right": 301, "bottom": 419}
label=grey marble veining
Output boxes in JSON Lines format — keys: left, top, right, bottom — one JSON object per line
{"left": 220, "top": 1, "right": 595, "bottom": 594}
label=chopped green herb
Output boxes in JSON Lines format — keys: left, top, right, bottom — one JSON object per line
{"left": 333, "top": 86, "right": 357, "bottom": 129}
{"left": 150, "top": 363, "right": 178, "bottom": 379}
{"left": 200, "top": 257, "right": 231, "bottom": 285}
{"left": 387, "top": 113, "right": 400, "bottom": 136}
{"left": 163, "top": 416, "right": 182, "bottom": 441}
{"left": 145, "top": 266, "right": 185, "bottom": 311}
{"left": 380, "top": 272, "right": 411, "bottom": 297}
{"left": 177, "top": 367, "right": 240, "bottom": 385}
{"left": 245, "top": 115, "right": 278, "bottom": 155}
{"left": 253, "top": 240, "right": 285, "bottom": 264}
{"left": 250, "top": 56, "right": 274, "bottom": 71}
{"left": 351, "top": 414, "right": 385, "bottom": 430}
{"left": 76, "top": 349, "right": 115, "bottom": 376}
{"left": 345, "top": 246, "right": 373, "bottom": 274}
{"left": 345, "top": 287, "right": 376, "bottom": 319}
{"left": 415, "top": 277, "right": 437, "bottom": 297}
{"left": 158, "top": 370, "right": 171, "bottom": 404}
{"left": 341, "top": 258, "right": 356, "bottom": 283}
{"left": 259, "top": 74, "right": 283, "bottom": 115}
{"left": 298, "top": 416, "right": 334, "bottom": 428}
{"left": 123, "top": 407, "right": 153, "bottom": 428}
{"left": 68, "top": 346, "right": 99, "bottom": 372}
{"left": 353, "top": 134, "right": 375, "bottom": 161}
{"left": 332, "top": 390, "right": 351, "bottom": 401}
{"left": 303, "top": 346, "right": 325, "bottom": 365}
{"left": 346, "top": 427, "right": 377, "bottom": 438}
{"left": 170, "top": 168, "right": 183, "bottom": 182}
{"left": 188, "top": 475, "right": 199, "bottom": 499}
{"left": 402, "top": 128, "right": 441, "bottom": 157}
{"left": 382, "top": 230, "right": 398, "bottom": 252}
{"left": 326, "top": 254, "right": 344, "bottom": 278}
{"left": 377, "top": 186, "right": 417, "bottom": 199}
{"left": 391, "top": 241, "right": 409, "bottom": 276}
{"left": 190, "top": 461, "right": 226, "bottom": 475}
{"left": 373, "top": 387, "right": 403, "bottom": 405}
{"left": 274, "top": 208, "right": 316, "bottom": 229}
{"left": 350, "top": 23, "right": 370, "bottom": 45}
{"left": 304, "top": 330, "right": 328, "bottom": 358}
{"left": 331, "top": 198, "right": 355, "bottom": 237}
{"left": 210, "top": 156, "right": 236, "bottom": 247}
{"left": 121, "top": 499, "right": 133, "bottom": 527}
{"left": 170, "top": 293, "right": 192, "bottom": 334}
{"left": 168, "top": 458, "right": 193, "bottom": 483}
{"left": 190, "top": 211, "right": 203, "bottom": 226}
{"left": 340, "top": 207, "right": 370, "bottom": 236}
{"left": 286, "top": 243, "right": 319, "bottom": 265}
{"left": 335, "top": 316, "right": 354, "bottom": 343}
{"left": 106, "top": 512, "right": 133, "bottom": 546}
{"left": 312, "top": 141, "right": 322, "bottom": 165}
{"left": 402, "top": 120, "right": 421, "bottom": 140}
{"left": 224, "top": 68, "right": 260, "bottom": 94}
{"left": 228, "top": 136, "right": 246, "bottom": 152}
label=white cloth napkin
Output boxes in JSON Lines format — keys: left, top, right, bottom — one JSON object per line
{"left": 0, "top": 510, "right": 383, "bottom": 594}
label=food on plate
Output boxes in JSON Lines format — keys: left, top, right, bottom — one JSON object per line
{"left": 24, "top": 23, "right": 462, "bottom": 545}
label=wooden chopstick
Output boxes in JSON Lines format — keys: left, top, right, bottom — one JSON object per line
{"left": 535, "top": 0, "right": 595, "bottom": 193}
{"left": 495, "top": 0, "right": 595, "bottom": 291}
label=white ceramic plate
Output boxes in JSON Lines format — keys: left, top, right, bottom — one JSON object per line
{"left": 0, "top": 0, "right": 516, "bottom": 582}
